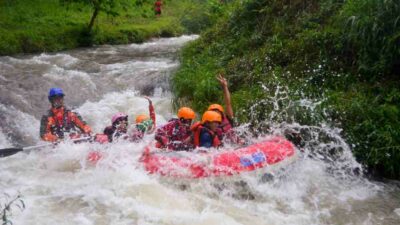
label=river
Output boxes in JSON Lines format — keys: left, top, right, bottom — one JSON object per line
{"left": 0, "top": 36, "right": 399, "bottom": 225}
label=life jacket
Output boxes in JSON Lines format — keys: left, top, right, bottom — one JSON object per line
{"left": 191, "top": 122, "right": 222, "bottom": 148}
{"left": 42, "top": 108, "right": 79, "bottom": 139}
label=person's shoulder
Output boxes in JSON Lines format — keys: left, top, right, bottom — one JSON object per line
{"left": 165, "top": 118, "right": 179, "bottom": 125}
{"left": 156, "top": 119, "right": 174, "bottom": 130}
{"left": 103, "top": 126, "right": 114, "bottom": 134}
{"left": 40, "top": 112, "right": 50, "bottom": 123}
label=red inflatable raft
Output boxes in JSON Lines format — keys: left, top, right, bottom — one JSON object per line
{"left": 140, "top": 136, "right": 296, "bottom": 179}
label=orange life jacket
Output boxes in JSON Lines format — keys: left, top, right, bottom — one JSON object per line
{"left": 191, "top": 122, "right": 222, "bottom": 148}
{"left": 40, "top": 107, "right": 89, "bottom": 140}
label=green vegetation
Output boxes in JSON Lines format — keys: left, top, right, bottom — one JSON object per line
{"left": 0, "top": 0, "right": 220, "bottom": 55}
{"left": 173, "top": 0, "right": 400, "bottom": 179}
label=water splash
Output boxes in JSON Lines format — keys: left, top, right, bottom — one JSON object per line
{"left": 0, "top": 36, "right": 399, "bottom": 225}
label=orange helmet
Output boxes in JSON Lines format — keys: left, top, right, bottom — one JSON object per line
{"left": 177, "top": 107, "right": 196, "bottom": 119}
{"left": 136, "top": 114, "right": 149, "bottom": 124}
{"left": 201, "top": 110, "right": 222, "bottom": 124}
{"left": 208, "top": 104, "right": 224, "bottom": 113}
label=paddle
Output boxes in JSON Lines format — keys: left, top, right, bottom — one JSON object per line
{"left": 0, "top": 136, "right": 93, "bottom": 158}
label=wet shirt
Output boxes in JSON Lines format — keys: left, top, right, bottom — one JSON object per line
{"left": 155, "top": 119, "right": 193, "bottom": 150}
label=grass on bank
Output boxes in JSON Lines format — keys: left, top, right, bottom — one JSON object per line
{"left": 0, "top": 0, "right": 222, "bottom": 55}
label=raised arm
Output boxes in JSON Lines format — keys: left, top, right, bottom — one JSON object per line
{"left": 217, "top": 73, "right": 234, "bottom": 119}
{"left": 144, "top": 96, "right": 156, "bottom": 128}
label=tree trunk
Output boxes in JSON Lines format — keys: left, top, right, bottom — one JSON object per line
{"left": 88, "top": 1, "right": 101, "bottom": 33}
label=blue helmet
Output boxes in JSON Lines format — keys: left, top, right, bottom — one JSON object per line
{"left": 48, "top": 88, "right": 65, "bottom": 101}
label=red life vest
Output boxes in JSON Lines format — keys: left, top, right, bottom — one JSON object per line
{"left": 191, "top": 122, "right": 222, "bottom": 148}
{"left": 40, "top": 107, "right": 91, "bottom": 142}
{"left": 42, "top": 108, "right": 76, "bottom": 138}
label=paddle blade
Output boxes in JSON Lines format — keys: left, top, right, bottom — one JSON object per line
{"left": 0, "top": 148, "right": 23, "bottom": 158}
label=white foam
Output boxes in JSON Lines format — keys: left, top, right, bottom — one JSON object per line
{"left": 33, "top": 53, "right": 80, "bottom": 68}
{"left": 100, "top": 60, "right": 176, "bottom": 76}
{"left": 7, "top": 56, "right": 50, "bottom": 66}
{"left": 0, "top": 129, "right": 12, "bottom": 148}
{"left": 128, "top": 35, "right": 199, "bottom": 50}
{"left": 0, "top": 103, "right": 40, "bottom": 145}
{"left": 42, "top": 65, "right": 97, "bottom": 90}
{"left": 395, "top": 208, "right": 400, "bottom": 217}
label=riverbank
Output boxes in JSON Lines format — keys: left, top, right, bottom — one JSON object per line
{"left": 0, "top": 0, "right": 221, "bottom": 55}
{"left": 173, "top": 0, "right": 400, "bottom": 179}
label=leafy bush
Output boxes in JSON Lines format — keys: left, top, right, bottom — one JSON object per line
{"left": 338, "top": 0, "right": 400, "bottom": 80}
{"left": 173, "top": 0, "right": 400, "bottom": 178}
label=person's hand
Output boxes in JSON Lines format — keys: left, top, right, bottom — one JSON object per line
{"left": 216, "top": 73, "right": 228, "bottom": 88}
{"left": 143, "top": 96, "right": 152, "bottom": 104}
{"left": 83, "top": 125, "right": 92, "bottom": 134}
{"left": 43, "top": 133, "right": 58, "bottom": 142}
